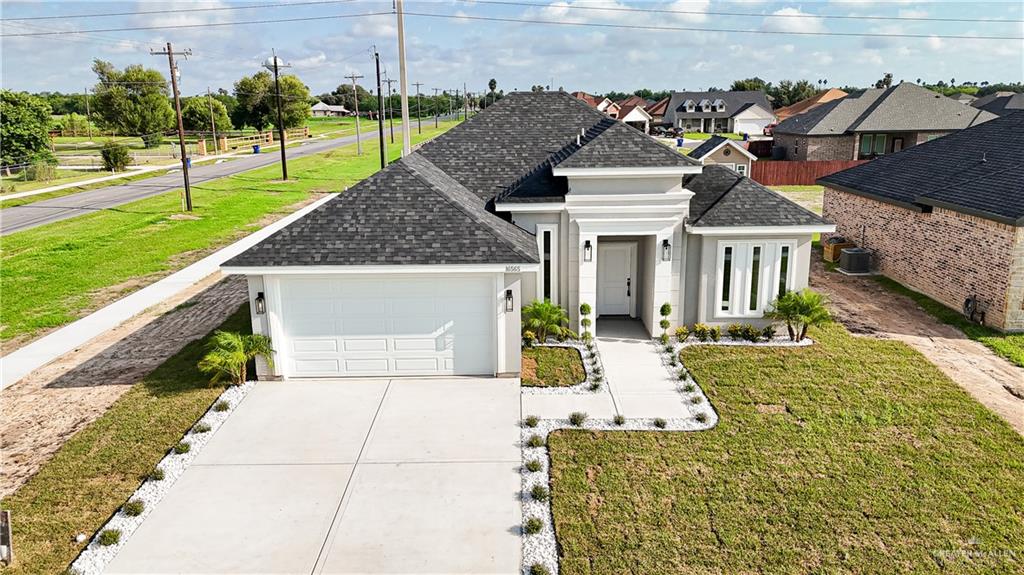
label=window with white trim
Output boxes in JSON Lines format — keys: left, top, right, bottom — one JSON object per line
{"left": 536, "top": 224, "right": 559, "bottom": 304}
{"left": 716, "top": 240, "right": 796, "bottom": 317}
{"left": 735, "top": 163, "right": 748, "bottom": 177}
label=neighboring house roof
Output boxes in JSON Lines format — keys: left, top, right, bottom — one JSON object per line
{"left": 571, "top": 91, "right": 601, "bottom": 108}
{"left": 616, "top": 95, "right": 649, "bottom": 108}
{"left": 774, "top": 88, "right": 848, "bottom": 121}
{"left": 954, "top": 93, "right": 978, "bottom": 104}
{"left": 818, "top": 111, "right": 1024, "bottom": 226}
{"left": 618, "top": 103, "right": 652, "bottom": 123}
{"left": 775, "top": 83, "right": 996, "bottom": 135}
{"left": 686, "top": 165, "right": 830, "bottom": 228}
{"left": 647, "top": 96, "right": 670, "bottom": 117}
{"left": 972, "top": 91, "right": 1024, "bottom": 117}
{"left": 688, "top": 135, "right": 757, "bottom": 162}
{"left": 311, "top": 101, "right": 348, "bottom": 113}
{"left": 663, "top": 91, "right": 773, "bottom": 123}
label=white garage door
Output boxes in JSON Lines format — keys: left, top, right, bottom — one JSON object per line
{"left": 734, "top": 119, "right": 767, "bottom": 135}
{"left": 277, "top": 276, "right": 495, "bottom": 377}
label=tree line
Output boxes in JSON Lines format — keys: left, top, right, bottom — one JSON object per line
{"left": 314, "top": 77, "right": 507, "bottom": 117}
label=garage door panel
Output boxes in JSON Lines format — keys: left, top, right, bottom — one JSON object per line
{"left": 278, "top": 276, "right": 495, "bottom": 377}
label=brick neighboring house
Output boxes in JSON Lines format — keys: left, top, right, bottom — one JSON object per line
{"left": 818, "top": 111, "right": 1024, "bottom": 332}
{"left": 774, "top": 83, "right": 997, "bottom": 161}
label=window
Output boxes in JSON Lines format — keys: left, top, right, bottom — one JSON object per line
{"left": 735, "top": 163, "right": 747, "bottom": 177}
{"left": 721, "top": 247, "right": 733, "bottom": 312}
{"left": 748, "top": 246, "right": 761, "bottom": 311}
{"left": 777, "top": 245, "right": 790, "bottom": 297}
{"left": 859, "top": 134, "right": 888, "bottom": 158}
{"left": 859, "top": 134, "right": 873, "bottom": 156}
{"left": 542, "top": 232, "right": 552, "bottom": 300}
{"left": 536, "top": 224, "right": 559, "bottom": 305}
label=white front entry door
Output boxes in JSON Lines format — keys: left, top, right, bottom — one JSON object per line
{"left": 275, "top": 275, "right": 495, "bottom": 377}
{"left": 597, "top": 243, "right": 632, "bottom": 316}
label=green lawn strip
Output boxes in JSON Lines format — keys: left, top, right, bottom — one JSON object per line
{"left": 772, "top": 185, "right": 824, "bottom": 215}
{"left": 683, "top": 132, "right": 745, "bottom": 140}
{"left": 522, "top": 346, "right": 586, "bottom": 387}
{"left": 0, "top": 169, "right": 173, "bottom": 208}
{"left": 548, "top": 323, "right": 1024, "bottom": 574}
{"left": 1, "top": 304, "right": 251, "bottom": 575}
{"left": 1, "top": 121, "right": 458, "bottom": 344}
{"left": 0, "top": 169, "right": 99, "bottom": 195}
{"left": 873, "top": 276, "right": 1024, "bottom": 368}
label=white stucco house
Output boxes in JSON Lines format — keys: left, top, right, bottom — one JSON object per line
{"left": 222, "top": 92, "right": 832, "bottom": 380}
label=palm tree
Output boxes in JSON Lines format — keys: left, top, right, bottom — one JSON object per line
{"left": 765, "top": 290, "right": 831, "bottom": 342}
{"left": 521, "top": 299, "right": 573, "bottom": 342}
{"left": 197, "top": 331, "right": 274, "bottom": 385}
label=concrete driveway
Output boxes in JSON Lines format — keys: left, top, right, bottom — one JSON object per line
{"left": 106, "top": 378, "right": 522, "bottom": 574}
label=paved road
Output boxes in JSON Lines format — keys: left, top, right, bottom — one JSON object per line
{"left": 0, "top": 131, "right": 377, "bottom": 235}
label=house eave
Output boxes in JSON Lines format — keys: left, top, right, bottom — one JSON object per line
{"left": 817, "top": 181, "right": 927, "bottom": 213}
{"left": 551, "top": 166, "right": 701, "bottom": 178}
{"left": 493, "top": 201, "right": 566, "bottom": 212}
{"left": 685, "top": 224, "right": 836, "bottom": 236}
{"left": 914, "top": 197, "right": 1023, "bottom": 227}
{"left": 221, "top": 263, "right": 541, "bottom": 275}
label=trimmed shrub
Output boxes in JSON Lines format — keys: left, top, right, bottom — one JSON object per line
{"left": 727, "top": 323, "right": 744, "bottom": 340}
{"left": 709, "top": 326, "right": 722, "bottom": 342}
{"left": 524, "top": 517, "right": 543, "bottom": 535}
{"left": 122, "top": 499, "right": 145, "bottom": 517}
{"left": 569, "top": 411, "right": 588, "bottom": 426}
{"left": 613, "top": 414, "right": 626, "bottom": 426}
{"left": 588, "top": 382, "right": 601, "bottom": 391}
{"left": 524, "top": 415, "right": 539, "bottom": 428}
{"left": 658, "top": 333, "right": 670, "bottom": 345}
{"left": 675, "top": 325, "right": 690, "bottom": 343}
{"left": 690, "top": 395, "right": 704, "bottom": 404}
{"left": 531, "top": 484, "right": 550, "bottom": 502}
{"left": 213, "top": 400, "right": 230, "bottom": 412}
{"left": 682, "top": 382, "right": 696, "bottom": 392}
{"left": 101, "top": 141, "right": 131, "bottom": 172}
{"left": 525, "top": 459, "right": 543, "bottom": 472}
{"left": 193, "top": 422, "right": 212, "bottom": 433}
{"left": 173, "top": 441, "right": 191, "bottom": 454}
{"left": 526, "top": 435, "right": 545, "bottom": 448}
{"left": 26, "top": 160, "right": 57, "bottom": 182}
{"left": 653, "top": 418, "right": 667, "bottom": 429}
{"left": 695, "top": 412, "right": 708, "bottom": 423}
{"left": 692, "top": 323, "right": 712, "bottom": 342}
{"left": 522, "top": 330, "right": 537, "bottom": 348}
{"left": 98, "top": 529, "right": 121, "bottom": 546}
{"left": 147, "top": 467, "right": 165, "bottom": 481}
{"left": 530, "top": 564, "right": 552, "bottom": 575}
{"left": 761, "top": 325, "right": 776, "bottom": 341}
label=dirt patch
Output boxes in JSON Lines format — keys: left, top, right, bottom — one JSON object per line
{"left": 521, "top": 354, "right": 538, "bottom": 383}
{"left": 167, "top": 213, "right": 202, "bottom": 221}
{"left": 0, "top": 276, "right": 248, "bottom": 497}
{"left": 811, "top": 257, "right": 1024, "bottom": 435}
{"left": 755, "top": 404, "right": 787, "bottom": 415}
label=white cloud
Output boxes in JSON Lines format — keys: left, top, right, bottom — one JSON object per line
{"left": 625, "top": 49, "right": 656, "bottom": 64}
{"left": 452, "top": 10, "right": 472, "bottom": 24}
{"left": 811, "top": 51, "right": 834, "bottom": 66}
{"left": 898, "top": 8, "right": 929, "bottom": 18}
{"left": 290, "top": 51, "right": 327, "bottom": 69}
{"left": 666, "top": 0, "right": 711, "bottom": 24}
{"left": 760, "top": 8, "right": 827, "bottom": 34}
{"left": 927, "top": 35, "right": 943, "bottom": 51}
{"left": 351, "top": 13, "right": 397, "bottom": 38}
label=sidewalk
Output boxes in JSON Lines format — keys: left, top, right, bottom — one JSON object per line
{"left": 0, "top": 193, "right": 336, "bottom": 390}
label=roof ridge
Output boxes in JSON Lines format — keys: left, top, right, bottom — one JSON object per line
{"left": 401, "top": 154, "right": 538, "bottom": 263}
{"left": 690, "top": 169, "right": 743, "bottom": 224}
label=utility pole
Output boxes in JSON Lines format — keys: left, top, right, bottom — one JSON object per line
{"left": 83, "top": 87, "right": 93, "bottom": 139}
{"left": 206, "top": 87, "right": 218, "bottom": 155}
{"left": 396, "top": 0, "right": 412, "bottom": 156}
{"left": 383, "top": 76, "right": 397, "bottom": 144}
{"left": 454, "top": 89, "right": 461, "bottom": 121}
{"left": 463, "top": 82, "right": 468, "bottom": 119}
{"left": 345, "top": 72, "right": 364, "bottom": 155}
{"left": 432, "top": 87, "right": 441, "bottom": 128}
{"left": 374, "top": 49, "right": 386, "bottom": 169}
{"left": 413, "top": 82, "right": 424, "bottom": 134}
{"left": 151, "top": 42, "right": 193, "bottom": 212}
{"left": 264, "top": 49, "right": 291, "bottom": 180}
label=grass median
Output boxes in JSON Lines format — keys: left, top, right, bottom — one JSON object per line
{"left": 1, "top": 121, "right": 459, "bottom": 346}
{"left": 549, "top": 323, "right": 1024, "bottom": 574}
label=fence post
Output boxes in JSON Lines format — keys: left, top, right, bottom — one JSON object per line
{"left": 196, "top": 139, "right": 207, "bottom": 156}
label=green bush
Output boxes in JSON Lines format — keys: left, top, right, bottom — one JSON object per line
{"left": 569, "top": 411, "right": 588, "bottom": 426}
{"left": 122, "top": 499, "right": 145, "bottom": 517}
{"left": 695, "top": 412, "right": 708, "bottom": 423}
{"left": 683, "top": 382, "right": 696, "bottom": 392}
{"left": 522, "top": 300, "right": 575, "bottom": 342}
{"left": 98, "top": 529, "right": 121, "bottom": 546}
{"left": 693, "top": 323, "right": 712, "bottom": 342}
{"left": 709, "top": 326, "right": 722, "bottom": 342}
{"left": 173, "top": 441, "right": 191, "bottom": 454}
{"left": 524, "top": 517, "right": 544, "bottom": 535}
{"left": 193, "top": 422, "right": 212, "bottom": 433}
{"left": 525, "top": 459, "right": 543, "bottom": 472}
{"left": 675, "top": 325, "right": 690, "bottom": 342}
{"left": 530, "top": 564, "right": 552, "bottom": 575}
{"left": 527, "top": 435, "right": 545, "bottom": 448}
{"left": 524, "top": 415, "right": 539, "bottom": 428}
{"left": 653, "top": 418, "right": 667, "bottom": 429}
{"left": 531, "top": 484, "right": 550, "bottom": 502}
{"left": 26, "top": 160, "right": 57, "bottom": 182}
{"left": 147, "top": 467, "right": 165, "bottom": 481}
{"left": 213, "top": 400, "right": 230, "bottom": 412}
{"left": 522, "top": 330, "right": 537, "bottom": 348}
{"left": 765, "top": 289, "right": 831, "bottom": 342}
{"left": 727, "top": 323, "right": 744, "bottom": 340}
{"left": 100, "top": 141, "right": 131, "bottom": 172}
{"left": 613, "top": 414, "right": 626, "bottom": 425}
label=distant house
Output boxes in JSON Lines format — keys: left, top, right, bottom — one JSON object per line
{"left": 571, "top": 91, "right": 621, "bottom": 118}
{"left": 774, "top": 88, "right": 848, "bottom": 122}
{"left": 953, "top": 93, "right": 978, "bottom": 105}
{"left": 773, "top": 83, "right": 996, "bottom": 161}
{"left": 818, "top": 111, "right": 1024, "bottom": 332}
{"left": 661, "top": 91, "right": 775, "bottom": 135}
{"left": 311, "top": 101, "right": 350, "bottom": 117}
{"left": 972, "top": 91, "right": 1024, "bottom": 117}
{"left": 646, "top": 96, "right": 670, "bottom": 125}
{"left": 616, "top": 101, "right": 652, "bottom": 133}
{"left": 687, "top": 135, "right": 757, "bottom": 177}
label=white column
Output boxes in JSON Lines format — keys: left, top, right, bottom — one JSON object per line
{"left": 651, "top": 231, "right": 675, "bottom": 337}
{"left": 577, "top": 233, "right": 598, "bottom": 334}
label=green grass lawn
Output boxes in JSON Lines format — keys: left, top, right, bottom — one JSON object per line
{"left": 1, "top": 121, "right": 459, "bottom": 346}
{"left": 0, "top": 168, "right": 174, "bottom": 208}
{"left": 0, "top": 169, "right": 101, "bottom": 195}
{"left": 522, "top": 346, "right": 586, "bottom": 387}
{"left": 873, "top": 276, "right": 1024, "bottom": 368}
{"left": 772, "top": 184, "right": 824, "bottom": 215}
{"left": 1, "top": 304, "right": 250, "bottom": 575}
{"left": 549, "top": 323, "right": 1024, "bottom": 574}
{"left": 683, "top": 132, "right": 745, "bottom": 140}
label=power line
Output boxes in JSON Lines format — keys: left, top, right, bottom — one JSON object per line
{"left": 403, "top": 11, "right": 1024, "bottom": 41}
{"left": 0, "top": 0, "right": 362, "bottom": 22}
{"left": 0, "top": 11, "right": 392, "bottom": 37}
{"left": 469, "top": 0, "right": 1024, "bottom": 24}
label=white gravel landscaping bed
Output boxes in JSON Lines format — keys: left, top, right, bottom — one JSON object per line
{"left": 677, "top": 335, "right": 814, "bottom": 348}
{"left": 69, "top": 382, "right": 255, "bottom": 575}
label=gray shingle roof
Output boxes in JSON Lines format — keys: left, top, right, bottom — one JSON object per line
{"left": 972, "top": 92, "right": 1024, "bottom": 117}
{"left": 775, "top": 84, "right": 996, "bottom": 136}
{"left": 556, "top": 119, "right": 697, "bottom": 169}
{"left": 662, "top": 91, "right": 772, "bottom": 125}
{"left": 818, "top": 111, "right": 1024, "bottom": 225}
{"left": 687, "top": 165, "right": 830, "bottom": 228}
{"left": 688, "top": 135, "right": 729, "bottom": 160}
{"left": 223, "top": 154, "right": 540, "bottom": 267}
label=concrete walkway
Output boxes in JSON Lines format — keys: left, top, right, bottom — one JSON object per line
{"left": 521, "top": 317, "right": 690, "bottom": 420}
{"left": 0, "top": 193, "right": 336, "bottom": 390}
{"left": 106, "top": 379, "right": 522, "bottom": 574}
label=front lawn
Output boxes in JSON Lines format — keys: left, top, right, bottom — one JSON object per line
{"left": 772, "top": 184, "right": 824, "bottom": 215}
{"left": 548, "top": 323, "right": 1024, "bottom": 574}
{"left": 1, "top": 122, "right": 458, "bottom": 345}
{"left": 683, "top": 132, "right": 745, "bottom": 140}
{"left": 522, "top": 346, "right": 586, "bottom": 387}
{"left": 874, "top": 276, "right": 1024, "bottom": 368}
{"left": 1, "top": 304, "right": 250, "bottom": 575}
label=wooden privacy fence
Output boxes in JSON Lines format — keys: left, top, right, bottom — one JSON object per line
{"left": 750, "top": 160, "right": 868, "bottom": 186}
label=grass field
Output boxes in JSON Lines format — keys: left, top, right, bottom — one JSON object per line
{"left": 1, "top": 304, "right": 250, "bottom": 575}
{"left": 0, "top": 168, "right": 174, "bottom": 207}
{"left": 1, "top": 121, "right": 459, "bottom": 346}
{"left": 873, "top": 276, "right": 1024, "bottom": 368}
{"left": 549, "top": 323, "right": 1024, "bottom": 574}
{"left": 683, "top": 132, "right": 745, "bottom": 140}
{"left": 521, "top": 346, "right": 586, "bottom": 387}
{"left": 0, "top": 169, "right": 101, "bottom": 195}
{"left": 772, "top": 185, "right": 824, "bottom": 215}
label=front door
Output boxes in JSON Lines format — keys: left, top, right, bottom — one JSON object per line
{"left": 597, "top": 243, "right": 632, "bottom": 316}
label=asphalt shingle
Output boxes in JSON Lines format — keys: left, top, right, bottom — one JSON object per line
{"left": 687, "top": 165, "right": 830, "bottom": 228}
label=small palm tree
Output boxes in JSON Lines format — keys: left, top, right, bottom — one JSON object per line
{"left": 765, "top": 289, "right": 831, "bottom": 342}
{"left": 522, "top": 299, "right": 573, "bottom": 342}
{"left": 197, "top": 331, "right": 274, "bottom": 385}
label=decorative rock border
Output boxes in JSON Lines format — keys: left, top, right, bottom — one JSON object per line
{"left": 677, "top": 335, "right": 814, "bottom": 349}
{"left": 69, "top": 382, "right": 255, "bottom": 575}
{"left": 520, "top": 341, "right": 607, "bottom": 395}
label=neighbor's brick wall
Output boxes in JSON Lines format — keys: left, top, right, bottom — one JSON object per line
{"left": 774, "top": 133, "right": 856, "bottom": 161}
{"left": 823, "top": 187, "right": 1021, "bottom": 331}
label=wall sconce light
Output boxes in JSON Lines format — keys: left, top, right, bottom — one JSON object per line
{"left": 583, "top": 240, "right": 593, "bottom": 262}
{"left": 505, "top": 289, "right": 514, "bottom": 312}
{"left": 661, "top": 239, "right": 672, "bottom": 262}
{"left": 255, "top": 292, "right": 266, "bottom": 314}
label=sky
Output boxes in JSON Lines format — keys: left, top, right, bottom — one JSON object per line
{"left": 1, "top": 0, "right": 1022, "bottom": 99}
